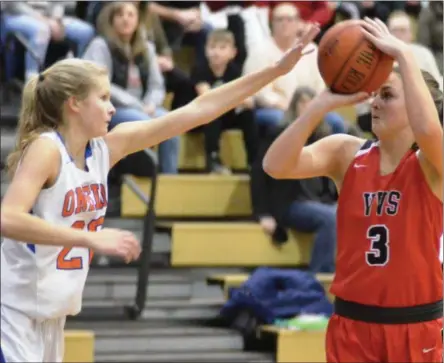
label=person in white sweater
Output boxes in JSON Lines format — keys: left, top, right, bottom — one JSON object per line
{"left": 242, "top": 3, "right": 325, "bottom": 132}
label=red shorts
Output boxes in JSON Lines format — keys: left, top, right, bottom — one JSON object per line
{"left": 326, "top": 314, "right": 442, "bottom": 363}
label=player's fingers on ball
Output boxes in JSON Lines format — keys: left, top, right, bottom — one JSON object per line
{"left": 374, "top": 18, "right": 389, "bottom": 34}
{"left": 363, "top": 17, "right": 381, "bottom": 33}
{"left": 361, "top": 27, "right": 379, "bottom": 44}
{"left": 361, "top": 20, "right": 379, "bottom": 36}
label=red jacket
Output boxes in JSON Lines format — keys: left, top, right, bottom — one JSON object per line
{"left": 254, "top": 1, "right": 334, "bottom": 26}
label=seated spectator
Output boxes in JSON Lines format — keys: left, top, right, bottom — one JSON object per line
{"left": 83, "top": 1, "right": 179, "bottom": 174}
{"left": 138, "top": 1, "right": 196, "bottom": 110}
{"left": 356, "top": 1, "right": 392, "bottom": 24}
{"left": 250, "top": 108, "right": 337, "bottom": 273}
{"left": 388, "top": 10, "right": 442, "bottom": 88}
{"left": 282, "top": 87, "right": 352, "bottom": 136}
{"left": 417, "top": 1, "right": 443, "bottom": 74}
{"left": 148, "top": 1, "right": 212, "bottom": 66}
{"left": 255, "top": 1, "right": 334, "bottom": 32}
{"left": 243, "top": 3, "right": 324, "bottom": 133}
{"left": 191, "top": 29, "right": 259, "bottom": 174}
{"left": 1, "top": 1, "right": 95, "bottom": 81}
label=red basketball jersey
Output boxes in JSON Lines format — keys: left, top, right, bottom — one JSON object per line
{"left": 331, "top": 141, "right": 443, "bottom": 307}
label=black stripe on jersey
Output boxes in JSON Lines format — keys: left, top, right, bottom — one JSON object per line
{"left": 360, "top": 140, "right": 374, "bottom": 151}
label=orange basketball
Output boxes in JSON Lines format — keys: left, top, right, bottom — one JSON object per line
{"left": 317, "top": 20, "right": 394, "bottom": 94}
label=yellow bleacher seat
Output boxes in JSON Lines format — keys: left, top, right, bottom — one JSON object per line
{"left": 179, "top": 130, "right": 247, "bottom": 170}
{"left": 63, "top": 330, "right": 94, "bottom": 363}
{"left": 335, "top": 105, "right": 357, "bottom": 123}
{"left": 259, "top": 326, "right": 326, "bottom": 363}
{"left": 121, "top": 174, "right": 251, "bottom": 217}
{"left": 171, "top": 222, "right": 313, "bottom": 266}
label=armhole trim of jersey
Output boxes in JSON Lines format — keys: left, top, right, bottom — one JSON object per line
{"left": 38, "top": 135, "right": 64, "bottom": 192}
{"left": 354, "top": 140, "right": 377, "bottom": 158}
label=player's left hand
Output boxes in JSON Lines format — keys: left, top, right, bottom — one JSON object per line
{"left": 275, "top": 23, "right": 320, "bottom": 76}
{"left": 360, "top": 17, "right": 409, "bottom": 59}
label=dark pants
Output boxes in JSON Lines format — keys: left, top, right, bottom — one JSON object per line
{"left": 282, "top": 201, "right": 336, "bottom": 273}
{"left": 163, "top": 67, "right": 195, "bottom": 110}
{"left": 203, "top": 108, "right": 259, "bottom": 166}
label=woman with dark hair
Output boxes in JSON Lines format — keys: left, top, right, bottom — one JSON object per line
{"left": 250, "top": 86, "right": 337, "bottom": 273}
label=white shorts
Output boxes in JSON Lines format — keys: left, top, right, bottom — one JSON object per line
{"left": 0, "top": 305, "right": 65, "bottom": 362}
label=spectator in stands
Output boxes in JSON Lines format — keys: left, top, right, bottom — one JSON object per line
{"left": 388, "top": 11, "right": 442, "bottom": 88}
{"left": 281, "top": 87, "right": 357, "bottom": 136}
{"left": 191, "top": 29, "right": 258, "bottom": 174}
{"left": 84, "top": 1, "right": 196, "bottom": 110}
{"left": 356, "top": 1, "right": 392, "bottom": 24}
{"left": 1, "top": 2, "right": 95, "bottom": 81}
{"left": 250, "top": 88, "right": 337, "bottom": 273}
{"left": 243, "top": 3, "right": 324, "bottom": 133}
{"left": 255, "top": 1, "right": 334, "bottom": 31}
{"left": 83, "top": 1, "right": 179, "bottom": 174}
{"left": 148, "top": 1, "right": 212, "bottom": 66}
{"left": 138, "top": 2, "right": 196, "bottom": 110}
{"left": 417, "top": 1, "right": 443, "bottom": 74}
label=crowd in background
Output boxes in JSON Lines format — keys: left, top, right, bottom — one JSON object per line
{"left": 1, "top": 1, "right": 443, "bottom": 274}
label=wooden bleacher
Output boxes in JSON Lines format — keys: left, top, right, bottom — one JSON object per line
{"left": 206, "top": 273, "right": 334, "bottom": 363}
{"left": 121, "top": 174, "right": 251, "bottom": 218}
{"left": 63, "top": 330, "right": 94, "bottom": 362}
{"left": 179, "top": 130, "right": 248, "bottom": 170}
{"left": 171, "top": 222, "right": 313, "bottom": 267}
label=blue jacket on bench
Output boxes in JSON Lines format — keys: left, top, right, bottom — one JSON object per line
{"left": 220, "top": 267, "right": 333, "bottom": 326}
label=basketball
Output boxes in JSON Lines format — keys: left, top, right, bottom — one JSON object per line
{"left": 317, "top": 20, "right": 394, "bottom": 94}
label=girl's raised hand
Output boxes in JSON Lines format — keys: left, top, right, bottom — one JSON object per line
{"left": 275, "top": 23, "right": 321, "bottom": 76}
{"left": 360, "top": 17, "right": 409, "bottom": 59}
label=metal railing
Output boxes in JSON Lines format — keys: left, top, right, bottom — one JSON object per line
{"left": 74, "top": 150, "right": 159, "bottom": 321}
{"left": 124, "top": 149, "right": 158, "bottom": 319}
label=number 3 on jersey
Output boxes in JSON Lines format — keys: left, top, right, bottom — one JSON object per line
{"left": 366, "top": 224, "right": 390, "bottom": 266}
{"left": 56, "top": 217, "right": 104, "bottom": 270}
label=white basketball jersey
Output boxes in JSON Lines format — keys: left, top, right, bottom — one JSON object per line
{"left": 1, "top": 132, "right": 109, "bottom": 320}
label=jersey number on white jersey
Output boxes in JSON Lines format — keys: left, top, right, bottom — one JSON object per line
{"left": 56, "top": 216, "right": 104, "bottom": 270}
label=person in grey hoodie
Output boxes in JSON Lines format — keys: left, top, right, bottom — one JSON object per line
{"left": 1, "top": 1, "right": 95, "bottom": 81}
{"left": 83, "top": 1, "right": 179, "bottom": 174}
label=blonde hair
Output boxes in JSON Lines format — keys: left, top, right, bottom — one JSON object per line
{"left": 207, "top": 29, "right": 236, "bottom": 46}
{"left": 6, "top": 58, "right": 108, "bottom": 178}
{"left": 97, "top": 1, "right": 147, "bottom": 61}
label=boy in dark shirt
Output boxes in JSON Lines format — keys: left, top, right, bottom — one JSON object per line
{"left": 191, "top": 29, "right": 259, "bottom": 173}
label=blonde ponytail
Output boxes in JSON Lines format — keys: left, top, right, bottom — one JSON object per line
{"left": 6, "top": 59, "right": 108, "bottom": 179}
{"left": 6, "top": 75, "right": 52, "bottom": 178}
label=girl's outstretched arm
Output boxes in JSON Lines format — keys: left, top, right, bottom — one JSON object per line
{"left": 105, "top": 25, "right": 321, "bottom": 166}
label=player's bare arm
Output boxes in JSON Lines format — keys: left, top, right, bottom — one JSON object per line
{"left": 362, "top": 17, "right": 443, "bottom": 180}
{"left": 1, "top": 138, "right": 140, "bottom": 262}
{"left": 263, "top": 89, "right": 368, "bottom": 187}
{"left": 104, "top": 24, "right": 321, "bottom": 167}
{"left": 0, "top": 138, "right": 92, "bottom": 247}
